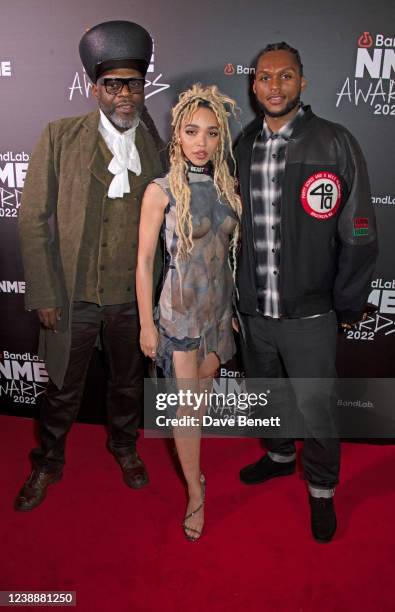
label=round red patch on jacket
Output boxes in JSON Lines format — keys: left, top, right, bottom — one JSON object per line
{"left": 300, "top": 172, "right": 341, "bottom": 219}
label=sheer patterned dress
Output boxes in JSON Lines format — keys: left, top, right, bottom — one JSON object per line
{"left": 153, "top": 171, "right": 238, "bottom": 377}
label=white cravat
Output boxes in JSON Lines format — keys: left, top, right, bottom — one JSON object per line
{"left": 98, "top": 110, "right": 141, "bottom": 199}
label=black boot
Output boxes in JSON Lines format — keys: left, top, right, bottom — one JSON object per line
{"left": 14, "top": 470, "right": 62, "bottom": 512}
{"left": 309, "top": 495, "right": 337, "bottom": 543}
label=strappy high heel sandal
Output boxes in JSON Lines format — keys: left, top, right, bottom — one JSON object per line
{"left": 182, "top": 474, "right": 206, "bottom": 542}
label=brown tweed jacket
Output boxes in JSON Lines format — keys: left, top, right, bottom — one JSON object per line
{"left": 19, "top": 109, "right": 163, "bottom": 388}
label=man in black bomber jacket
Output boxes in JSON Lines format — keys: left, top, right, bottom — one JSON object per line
{"left": 235, "top": 42, "right": 378, "bottom": 543}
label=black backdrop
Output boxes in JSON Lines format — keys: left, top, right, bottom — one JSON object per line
{"left": 0, "top": 0, "right": 394, "bottom": 423}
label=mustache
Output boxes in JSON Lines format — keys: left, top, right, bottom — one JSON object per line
{"left": 115, "top": 101, "right": 137, "bottom": 107}
{"left": 256, "top": 94, "right": 301, "bottom": 117}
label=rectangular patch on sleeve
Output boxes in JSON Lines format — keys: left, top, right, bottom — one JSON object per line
{"left": 353, "top": 217, "right": 369, "bottom": 236}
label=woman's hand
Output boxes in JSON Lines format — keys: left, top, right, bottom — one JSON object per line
{"left": 140, "top": 324, "right": 159, "bottom": 360}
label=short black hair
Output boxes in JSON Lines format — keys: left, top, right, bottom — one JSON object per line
{"left": 254, "top": 42, "right": 303, "bottom": 76}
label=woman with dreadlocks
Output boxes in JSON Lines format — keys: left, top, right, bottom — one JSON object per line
{"left": 136, "top": 84, "right": 241, "bottom": 541}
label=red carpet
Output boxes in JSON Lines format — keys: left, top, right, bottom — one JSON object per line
{"left": 1, "top": 414, "right": 394, "bottom": 612}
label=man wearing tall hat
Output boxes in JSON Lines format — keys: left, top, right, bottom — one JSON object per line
{"left": 15, "top": 20, "right": 165, "bottom": 511}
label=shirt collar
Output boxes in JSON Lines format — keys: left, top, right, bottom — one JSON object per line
{"left": 261, "top": 104, "right": 305, "bottom": 142}
{"left": 98, "top": 110, "right": 142, "bottom": 199}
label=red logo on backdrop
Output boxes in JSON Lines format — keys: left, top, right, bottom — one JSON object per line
{"left": 358, "top": 32, "right": 373, "bottom": 48}
{"left": 224, "top": 63, "right": 235, "bottom": 76}
{"left": 300, "top": 172, "right": 342, "bottom": 220}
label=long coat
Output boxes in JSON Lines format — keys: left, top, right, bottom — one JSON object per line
{"left": 19, "top": 110, "right": 163, "bottom": 388}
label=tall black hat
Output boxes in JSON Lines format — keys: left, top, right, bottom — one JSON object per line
{"left": 79, "top": 20, "right": 152, "bottom": 82}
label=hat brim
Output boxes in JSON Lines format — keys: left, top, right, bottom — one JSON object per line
{"left": 95, "top": 59, "right": 148, "bottom": 80}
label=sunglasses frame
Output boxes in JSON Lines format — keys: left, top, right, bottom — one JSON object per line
{"left": 97, "top": 77, "right": 146, "bottom": 95}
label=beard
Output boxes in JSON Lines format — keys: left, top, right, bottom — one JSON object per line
{"left": 257, "top": 92, "right": 301, "bottom": 118}
{"left": 100, "top": 101, "right": 143, "bottom": 130}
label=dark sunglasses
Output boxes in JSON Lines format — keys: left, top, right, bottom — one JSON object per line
{"left": 97, "top": 77, "right": 146, "bottom": 95}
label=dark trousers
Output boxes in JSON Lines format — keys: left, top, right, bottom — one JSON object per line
{"left": 240, "top": 311, "right": 340, "bottom": 489}
{"left": 31, "top": 302, "right": 144, "bottom": 473}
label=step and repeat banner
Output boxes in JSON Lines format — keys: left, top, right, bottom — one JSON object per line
{"left": 0, "top": 0, "right": 394, "bottom": 422}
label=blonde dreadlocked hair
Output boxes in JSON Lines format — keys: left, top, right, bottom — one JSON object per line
{"left": 169, "top": 84, "right": 242, "bottom": 272}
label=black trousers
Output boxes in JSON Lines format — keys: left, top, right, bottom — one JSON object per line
{"left": 31, "top": 302, "right": 144, "bottom": 473}
{"left": 240, "top": 311, "right": 340, "bottom": 489}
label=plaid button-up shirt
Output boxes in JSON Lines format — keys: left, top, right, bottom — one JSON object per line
{"left": 250, "top": 106, "right": 305, "bottom": 317}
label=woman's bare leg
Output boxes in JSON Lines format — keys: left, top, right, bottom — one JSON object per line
{"left": 172, "top": 350, "right": 219, "bottom": 539}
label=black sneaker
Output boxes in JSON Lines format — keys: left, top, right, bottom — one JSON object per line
{"left": 239, "top": 454, "right": 296, "bottom": 485}
{"left": 309, "top": 495, "right": 337, "bottom": 543}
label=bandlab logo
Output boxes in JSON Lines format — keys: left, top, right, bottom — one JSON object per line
{"left": 345, "top": 278, "right": 395, "bottom": 342}
{"left": 0, "top": 350, "right": 48, "bottom": 404}
{"left": 0, "top": 151, "right": 29, "bottom": 219}
{"left": 224, "top": 63, "right": 255, "bottom": 76}
{"left": 69, "top": 41, "right": 170, "bottom": 101}
{"left": 224, "top": 63, "right": 235, "bottom": 76}
{"left": 355, "top": 33, "right": 395, "bottom": 79}
{"left": 358, "top": 32, "right": 373, "bottom": 48}
{"left": 336, "top": 32, "right": 395, "bottom": 114}
{"left": 219, "top": 367, "right": 244, "bottom": 378}
{"left": 372, "top": 194, "right": 395, "bottom": 206}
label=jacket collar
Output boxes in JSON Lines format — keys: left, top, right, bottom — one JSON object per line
{"left": 289, "top": 105, "right": 316, "bottom": 139}
{"left": 80, "top": 110, "right": 108, "bottom": 188}
{"left": 240, "top": 104, "right": 316, "bottom": 145}
{"left": 260, "top": 104, "right": 305, "bottom": 142}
